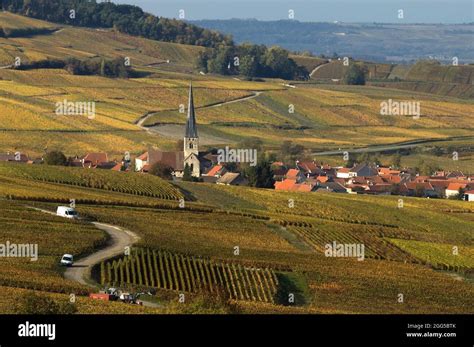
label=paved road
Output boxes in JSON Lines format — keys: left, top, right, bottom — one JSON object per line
{"left": 30, "top": 207, "right": 161, "bottom": 307}
{"left": 313, "top": 135, "right": 474, "bottom": 156}
{"left": 64, "top": 222, "right": 140, "bottom": 285}
{"left": 135, "top": 91, "right": 263, "bottom": 130}
{"left": 309, "top": 62, "right": 331, "bottom": 78}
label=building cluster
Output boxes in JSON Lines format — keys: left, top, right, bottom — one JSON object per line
{"left": 273, "top": 161, "right": 474, "bottom": 201}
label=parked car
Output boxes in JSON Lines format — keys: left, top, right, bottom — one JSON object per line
{"left": 60, "top": 254, "right": 74, "bottom": 267}
{"left": 56, "top": 206, "right": 78, "bottom": 219}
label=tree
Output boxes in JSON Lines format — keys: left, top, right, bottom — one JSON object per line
{"left": 44, "top": 150, "right": 67, "bottom": 166}
{"left": 182, "top": 163, "right": 193, "bottom": 181}
{"left": 391, "top": 153, "right": 402, "bottom": 169}
{"left": 280, "top": 141, "right": 305, "bottom": 162}
{"left": 239, "top": 55, "right": 258, "bottom": 78}
{"left": 148, "top": 162, "right": 173, "bottom": 180}
{"left": 14, "top": 291, "right": 77, "bottom": 314}
{"left": 245, "top": 156, "right": 275, "bottom": 188}
{"left": 343, "top": 64, "right": 366, "bottom": 85}
{"left": 416, "top": 159, "right": 437, "bottom": 176}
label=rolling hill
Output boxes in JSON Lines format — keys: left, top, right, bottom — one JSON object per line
{"left": 0, "top": 10, "right": 473, "bottom": 316}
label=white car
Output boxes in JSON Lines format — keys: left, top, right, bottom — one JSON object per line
{"left": 56, "top": 206, "right": 78, "bottom": 219}
{"left": 60, "top": 254, "right": 74, "bottom": 267}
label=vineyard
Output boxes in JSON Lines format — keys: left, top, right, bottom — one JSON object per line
{"left": 388, "top": 239, "right": 474, "bottom": 271}
{"left": 101, "top": 248, "right": 279, "bottom": 303}
{"left": 0, "top": 163, "right": 184, "bottom": 200}
{"left": 288, "top": 225, "right": 418, "bottom": 262}
{"left": 0, "top": 200, "right": 105, "bottom": 295}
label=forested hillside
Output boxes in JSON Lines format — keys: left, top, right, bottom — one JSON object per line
{"left": 1, "top": 0, "right": 232, "bottom": 48}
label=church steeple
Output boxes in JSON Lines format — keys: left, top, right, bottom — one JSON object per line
{"left": 183, "top": 82, "right": 200, "bottom": 177}
{"left": 185, "top": 83, "right": 198, "bottom": 138}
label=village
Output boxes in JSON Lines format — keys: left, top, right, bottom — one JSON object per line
{"left": 1, "top": 83, "right": 473, "bottom": 202}
{"left": 2, "top": 149, "right": 473, "bottom": 202}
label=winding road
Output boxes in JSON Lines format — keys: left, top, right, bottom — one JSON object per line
{"left": 29, "top": 207, "right": 139, "bottom": 285}
{"left": 64, "top": 222, "right": 140, "bottom": 285}
{"left": 135, "top": 91, "right": 263, "bottom": 130}
{"left": 30, "top": 207, "right": 162, "bottom": 308}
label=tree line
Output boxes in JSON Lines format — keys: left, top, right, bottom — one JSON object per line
{"left": 1, "top": 0, "right": 232, "bottom": 48}
{"left": 15, "top": 57, "right": 133, "bottom": 78}
{"left": 197, "top": 44, "right": 309, "bottom": 80}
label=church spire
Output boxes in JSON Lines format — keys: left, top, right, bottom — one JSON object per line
{"left": 185, "top": 82, "right": 198, "bottom": 138}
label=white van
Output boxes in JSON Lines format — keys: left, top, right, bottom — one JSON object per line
{"left": 56, "top": 206, "right": 78, "bottom": 219}
{"left": 60, "top": 254, "right": 73, "bottom": 266}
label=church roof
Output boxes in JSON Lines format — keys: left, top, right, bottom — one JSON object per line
{"left": 185, "top": 83, "right": 198, "bottom": 138}
{"left": 148, "top": 148, "right": 184, "bottom": 171}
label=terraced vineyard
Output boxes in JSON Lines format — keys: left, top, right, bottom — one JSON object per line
{"left": 101, "top": 248, "right": 278, "bottom": 303}
{"left": 0, "top": 163, "right": 184, "bottom": 200}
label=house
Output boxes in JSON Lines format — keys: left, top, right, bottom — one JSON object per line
{"left": 445, "top": 183, "right": 468, "bottom": 198}
{"left": 405, "top": 182, "right": 438, "bottom": 197}
{"left": 336, "top": 167, "right": 351, "bottom": 179}
{"left": 315, "top": 175, "right": 329, "bottom": 183}
{"left": 203, "top": 164, "right": 226, "bottom": 178}
{"left": 274, "top": 178, "right": 315, "bottom": 192}
{"left": 272, "top": 162, "right": 288, "bottom": 181}
{"left": 82, "top": 153, "right": 108, "bottom": 167}
{"left": 81, "top": 153, "right": 117, "bottom": 169}
{"left": 429, "top": 180, "right": 450, "bottom": 197}
{"left": 216, "top": 172, "right": 247, "bottom": 186}
{"left": 367, "top": 183, "right": 393, "bottom": 195}
{"left": 350, "top": 163, "right": 378, "bottom": 177}
{"left": 378, "top": 167, "right": 401, "bottom": 176}
{"left": 135, "top": 83, "right": 212, "bottom": 178}
{"left": 315, "top": 182, "right": 347, "bottom": 193}
{"left": 296, "top": 161, "right": 321, "bottom": 176}
{"left": 446, "top": 171, "right": 465, "bottom": 179}
{"left": 286, "top": 169, "right": 306, "bottom": 183}
{"left": 0, "top": 152, "right": 29, "bottom": 163}
{"left": 463, "top": 190, "right": 474, "bottom": 202}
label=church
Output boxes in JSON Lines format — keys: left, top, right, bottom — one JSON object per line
{"left": 135, "top": 83, "right": 214, "bottom": 178}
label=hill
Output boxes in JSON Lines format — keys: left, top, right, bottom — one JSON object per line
{"left": 192, "top": 19, "right": 474, "bottom": 64}
{"left": 2, "top": 0, "right": 232, "bottom": 48}
{"left": 310, "top": 60, "right": 474, "bottom": 99}
{"left": 0, "top": 166, "right": 473, "bottom": 313}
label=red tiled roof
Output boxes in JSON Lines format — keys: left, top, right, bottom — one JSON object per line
{"left": 286, "top": 169, "right": 301, "bottom": 179}
{"left": 83, "top": 153, "right": 108, "bottom": 164}
{"left": 275, "top": 179, "right": 313, "bottom": 192}
{"left": 206, "top": 165, "right": 223, "bottom": 177}
{"left": 378, "top": 167, "right": 401, "bottom": 175}
{"left": 446, "top": 183, "right": 467, "bottom": 191}
{"left": 464, "top": 190, "right": 474, "bottom": 195}
{"left": 406, "top": 182, "right": 434, "bottom": 190}
{"left": 137, "top": 152, "right": 148, "bottom": 161}
{"left": 111, "top": 163, "right": 122, "bottom": 171}
{"left": 338, "top": 167, "right": 350, "bottom": 173}
{"left": 298, "top": 161, "right": 318, "bottom": 173}
{"left": 148, "top": 149, "right": 184, "bottom": 171}
{"left": 380, "top": 175, "right": 402, "bottom": 184}
{"left": 429, "top": 180, "right": 450, "bottom": 189}
{"left": 333, "top": 178, "right": 346, "bottom": 185}
{"left": 316, "top": 175, "right": 329, "bottom": 183}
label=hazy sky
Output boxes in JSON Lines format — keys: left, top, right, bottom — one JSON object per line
{"left": 113, "top": 0, "right": 473, "bottom": 23}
